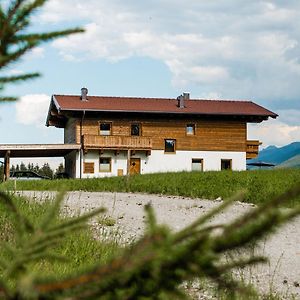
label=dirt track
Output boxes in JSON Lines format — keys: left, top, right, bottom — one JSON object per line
{"left": 19, "top": 191, "right": 300, "bottom": 299}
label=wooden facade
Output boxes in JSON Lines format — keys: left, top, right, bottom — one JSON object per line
{"left": 42, "top": 93, "right": 278, "bottom": 177}
{"left": 246, "top": 140, "right": 261, "bottom": 159}
{"left": 66, "top": 118, "right": 251, "bottom": 153}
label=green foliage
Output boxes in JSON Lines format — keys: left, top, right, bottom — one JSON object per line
{"left": 0, "top": 163, "right": 3, "bottom": 182}
{"left": 10, "top": 162, "right": 55, "bottom": 178}
{"left": 97, "top": 215, "right": 117, "bottom": 227}
{"left": 0, "top": 184, "right": 299, "bottom": 299}
{"left": 0, "top": 190, "right": 115, "bottom": 298}
{"left": 0, "top": 0, "right": 83, "bottom": 101}
{"left": 3, "top": 169, "right": 300, "bottom": 207}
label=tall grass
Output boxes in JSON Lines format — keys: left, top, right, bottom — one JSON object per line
{"left": 0, "top": 195, "right": 121, "bottom": 280}
{"left": 1, "top": 169, "right": 300, "bottom": 206}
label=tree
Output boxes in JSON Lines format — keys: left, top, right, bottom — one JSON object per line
{"left": 0, "top": 162, "right": 3, "bottom": 180}
{"left": 55, "top": 162, "right": 64, "bottom": 175}
{"left": 0, "top": 0, "right": 84, "bottom": 101}
{"left": 19, "top": 162, "right": 26, "bottom": 171}
{"left": 10, "top": 164, "right": 15, "bottom": 172}
{"left": 40, "top": 162, "right": 53, "bottom": 178}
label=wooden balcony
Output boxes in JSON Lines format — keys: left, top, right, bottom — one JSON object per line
{"left": 83, "top": 135, "right": 152, "bottom": 150}
{"left": 246, "top": 140, "right": 261, "bottom": 159}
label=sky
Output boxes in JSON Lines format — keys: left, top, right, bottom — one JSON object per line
{"left": 1, "top": 0, "right": 300, "bottom": 167}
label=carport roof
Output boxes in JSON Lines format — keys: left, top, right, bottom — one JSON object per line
{"left": 0, "top": 144, "right": 80, "bottom": 158}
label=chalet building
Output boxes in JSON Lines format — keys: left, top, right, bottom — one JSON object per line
{"left": 46, "top": 88, "right": 277, "bottom": 178}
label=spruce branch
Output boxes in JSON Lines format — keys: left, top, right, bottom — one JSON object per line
{"left": 0, "top": 191, "right": 33, "bottom": 232}
{"left": 0, "top": 0, "right": 84, "bottom": 100}
{"left": 0, "top": 72, "right": 40, "bottom": 83}
{"left": 0, "top": 96, "right": 17, "bottom": 101}
{"left": 0, "top": 185, "right": 299, "bottom": 299}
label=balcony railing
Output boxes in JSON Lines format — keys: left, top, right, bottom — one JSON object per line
{"left": 246, "top": 140, "right": 261, "bottom": 159}
{"left": 83, "top": 135, "right": 152, "bottom": 150}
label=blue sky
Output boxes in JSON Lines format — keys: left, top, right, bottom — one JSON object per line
{"left": 1, "top": 0, "right": 300, "bottom": 167}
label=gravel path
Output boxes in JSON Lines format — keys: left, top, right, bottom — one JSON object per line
{"left": 18, "top": 191, "right": 300, "bottom": 299}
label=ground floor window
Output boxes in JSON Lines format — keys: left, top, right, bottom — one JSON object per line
{"left": 221, "top": 159, "right": 232, "bottom": 170}
{"left": 83, "top": 162, "right": 94, "bottom": 174}
{"left": 192, "top": 158, "right": 203, "bottom": 171}
{"left": 165, "top": 139, "right": 176, "bottom": 153}
{"left": 99, "top": 157, "right": 111, "bottom": 172}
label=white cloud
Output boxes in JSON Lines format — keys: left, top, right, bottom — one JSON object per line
{"left": 248, "top": 118, "right": 300, "bottom": 147}
{"left": 15, "top": 94, "right": 50, "bottom": 127}
{"left": 36, "top": 1, "right": 300, "bottom": 111}
{"left": 25, "top": 47, "right": 45, "bottom": 59}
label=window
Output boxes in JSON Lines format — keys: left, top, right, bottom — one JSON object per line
{"left": 192, "top": 159, "right": 203, "bottom": 171}
{"left": 100, "top": 157, "right": 111, "bottom": 172}
{"left": 83, "top": 162, "right": 94, "bottom": 174}
{"left": 131, "top": 123, "right": 141, "bottom": 136}
{"left": 186, "top": 124, "right": 195, "bottom": 135}
{"left": 221, "top": 159, "right": 232, "bottom": 170}
{"left": 99, "top": 123, "right": 111, "bottom": 135}
{"left": 165, "top": 139, "right": 176, "bottom": 153}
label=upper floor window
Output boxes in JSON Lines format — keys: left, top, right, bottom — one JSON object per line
{"left": 131, "top": 123, "right": 141, "bottom": 136}
{"left": 99, "top": 123, "right": 111, "bottom": 135}
{"left": 165, "top": 139, "right": 176, "bottom": 153}
{"left": 186, "top": 124, "right": 195, "bottom": 135}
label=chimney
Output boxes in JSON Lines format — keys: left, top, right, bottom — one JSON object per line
{"left": 177, "top": 93, "right": 189, "bottom": 108}
{"left": 177, "top": 95, "right": 184, "bottom": 108}
{"left": 183, "top": 92, "right": 190, "bottom": 100}
{"left": 80, "top": 87, "right": 88, "bottom": 101}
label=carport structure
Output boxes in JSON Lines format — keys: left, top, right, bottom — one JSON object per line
{"left": 0, "top": 144, "right": 81, "bottom": 181}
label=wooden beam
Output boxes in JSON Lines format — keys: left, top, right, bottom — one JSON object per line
{"left": 4, "top": 150, "right": 10, "bottom": 181}
{"left": 127, "top": 149, "right": 131, "bottom": 176}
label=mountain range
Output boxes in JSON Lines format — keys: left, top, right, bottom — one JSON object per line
{"left": 248, "top": 142, "right": 300, "bottom": 168}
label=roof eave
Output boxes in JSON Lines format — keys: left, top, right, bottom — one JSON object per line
{"left": 58, "top": 108, "right": 277, "bottom": 120}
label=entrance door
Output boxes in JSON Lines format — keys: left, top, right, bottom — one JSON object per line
{"left": 129, "top": 158, "right": 140, "bottom": 175}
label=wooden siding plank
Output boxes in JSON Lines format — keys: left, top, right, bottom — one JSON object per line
{"left": 72, "top": 118, "right": 247, "bottom": 152}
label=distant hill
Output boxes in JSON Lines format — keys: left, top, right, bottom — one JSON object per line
{"left": 248, "top": 142, "right": 300, "bottom": 169}
{"left": 251, "top": 142, "right": 300, "bottom": 165}
{"left": 275, "top": 154, "right": 300, "bottom": 169}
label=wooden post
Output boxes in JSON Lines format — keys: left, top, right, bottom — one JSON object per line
{"left": 127, "top": 149, "right": 131, "bottom": 176}
{"left": 4, "top": 150, "right": 10, "bottom": 181}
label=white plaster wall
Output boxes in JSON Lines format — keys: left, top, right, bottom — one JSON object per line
{"left": 81, "top": 150, "right": 128, "bottom": 178}
{"left": 75, "top": 151, "right": 81, "bottom": 178}
{"left": 76, "top": 150, "right": 246, "bottom": 178}
{"left": 142, "top": 150, "right": 246, "bottom": 173}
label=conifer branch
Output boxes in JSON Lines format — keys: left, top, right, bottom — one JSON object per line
{"left": 0, "top": 73, "right": 40, "bottom": 83}
{"left": 0, "top": 0, "right": 84, "bottom": 101}
{"left": 0, "top": 185, "right": 299, "bottom": 299}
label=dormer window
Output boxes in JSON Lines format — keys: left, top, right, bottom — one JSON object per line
{"left": 99, "top": 123, "right": 111, "bottom": 135}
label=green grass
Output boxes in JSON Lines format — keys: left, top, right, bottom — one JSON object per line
{"left": 1, "top": 169, "right": 300, "bottom": 206}
{"left": 0, "top": 195, "right": 121, "bottom": 280}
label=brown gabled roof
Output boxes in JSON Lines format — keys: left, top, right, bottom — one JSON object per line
{"left": 51, "top": 94, "right": 278, "bottom": 119}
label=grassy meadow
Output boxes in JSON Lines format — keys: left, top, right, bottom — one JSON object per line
{"left": 0, "top": 170, "right": 300, "bottom": 299}
{"left": 0, "top": 194, "right": 121, "bottom": 281}
{"left": 2, "top": 169, "right": 300, "bottom": 206}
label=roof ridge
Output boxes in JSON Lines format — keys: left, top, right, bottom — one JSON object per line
{"left": 53, "top": 94, "right": 252, "bottom": 103}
